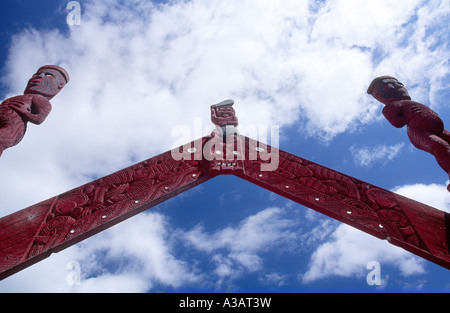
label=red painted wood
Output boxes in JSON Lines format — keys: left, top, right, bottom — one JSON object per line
{"left": 0, "top": 65, "right": 69, "bottom": 157}
{"left": 0, "top": 100, "right": 448, "bottom": 282}
{"left": 0, "top": 137, "right": 215, "bottom": 280}
{"left": 238, "top": 136, "right": 450, "bottom": 270}
{"left": 368, "top": 76, "right": 450, "bottom": 192}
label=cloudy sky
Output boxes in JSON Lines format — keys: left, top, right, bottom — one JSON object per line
{"left": 0, "top": 0, "right": 449, "bottom": 292}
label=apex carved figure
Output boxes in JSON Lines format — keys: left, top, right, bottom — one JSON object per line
{"left": 367, "top": 76, "right": 450, "bottom": 191}
{"left": 210, "top": 99, "right": 239, "bottom": 135}
{"left": 0, "top": 65, "right": 69, "bottom": 156}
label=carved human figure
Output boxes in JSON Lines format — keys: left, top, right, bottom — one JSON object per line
{"left": 367, "top": 76, "right": 450, "bottom": 191}
{"left": 211, "top": 99, "right": 238, "bottom": 127}
{"left": 0, "top": 65, "right": 69, "bottom": 156}
{"left": 208, "top": 100, "right": 244, "bottom": 173}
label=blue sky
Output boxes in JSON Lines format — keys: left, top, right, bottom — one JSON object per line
{"left": 0, "top": 0, "right": 449, "bottom": 293}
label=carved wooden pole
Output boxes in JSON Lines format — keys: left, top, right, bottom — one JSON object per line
{"left": 0, "top": 65, "right": 69, "bottom": 156}
{"left": 239, "top": 136, "right": 450, "bottom": 270}
{"left": 367, "top": 76, "right": 450, "bottom": 192}
{"left": 0, "top": 138, "right": 215, "bottom": 280}
{"left": 0, "top": 100, "right": 449, "bottom": 281}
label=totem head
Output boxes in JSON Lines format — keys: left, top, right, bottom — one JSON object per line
{"left": 211, "top": 99, "right": 239, "bottom": 127}
{"left": 24, "top": 65, "right": 69, "bottom": 99}
{"left": 367, "top": 76, "right": 411, "bottom": 104}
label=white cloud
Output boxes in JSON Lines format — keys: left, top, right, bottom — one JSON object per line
{"left": 82, "top": 212, "right": 199, "bottom": 289}
{"left": 351, "top": 143, "right": 405, "bottom": 167}
{"left": 0, "top": 0, "right": 446, "bottom": 187}
{"left": 183, "top": 207, "right": 302, "bottom": 288}
{"left": 259, "top": 272, "right": 289, "bottom": 288}
{"left": 76, "top": 273, "right": 149, "bottom": 293}
{"left": 0, "top": 212, "right": 200, "bottom": 292}
{"left": 0, "top": 245, "right": 80, "bottom": 293}
{"left": 311, "top": 0, "right": 422, "bottom": 47}
{"left": 301, "top": 180, "right": 449, "bottom": 286}
{"left": 0, "top": 0, "right": 449, "bottom": 291}
{"left": 0, "top": 0, "right": 445, "bottom": 210}
{"left": 0, "top": 206, "right": 302, "bottom": 292}
{"left": 301, "top": 223, "right": 426, "bottom": 284}
{"left": 1, "top": 1, "right": 445, "bottom": 170}
{"left": 392, "top": 182, "right": 450, "bottom": 213}
{"left": 185, "top": 207, "right": 300, "bottom": 252}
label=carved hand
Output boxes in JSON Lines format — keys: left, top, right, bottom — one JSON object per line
{"left": 4, "top": 96, "right": 32, "bottom": 115}
{"left": 4, "top": 95, "right": 51, "bottom": 125}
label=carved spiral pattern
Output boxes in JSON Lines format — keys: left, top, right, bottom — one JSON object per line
{"left": 243, "top": 147, "right": 421, "bottom": 246}
{"left": 26, "top": 151, "right": 207, "bottom": 258}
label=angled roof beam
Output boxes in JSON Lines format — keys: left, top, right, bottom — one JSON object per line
{"left": 1, "top": 101, "right": 449, "bottom": 281}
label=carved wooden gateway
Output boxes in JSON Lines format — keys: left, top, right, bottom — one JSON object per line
{"left": 0, "top": 72, "right": 449, "bottom": 281}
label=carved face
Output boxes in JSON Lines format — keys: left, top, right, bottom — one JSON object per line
{"left": 24, "top": 66, "right": 68, "bottom": 99}
{"left": 371, "top": 78, "right": 410, "bottom": 104}
{"left": 211, "top": 105, "right": 239, "bottom": 127}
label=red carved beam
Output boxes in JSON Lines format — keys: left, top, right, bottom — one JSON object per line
{"left": 0, "top": 137, "right": 215, "bottom": 280}
{"left": 0, "top": 133, "right": 450, "bottom": 279}
{"left": 238, "top": 136, "right": 450, "bottom": 270}
{"left": 1, "top": 130, "right": 449, "bottom": 280}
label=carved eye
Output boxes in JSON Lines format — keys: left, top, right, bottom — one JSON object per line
{"left": 45, "top": 73, "right": 54, "bottom": 77}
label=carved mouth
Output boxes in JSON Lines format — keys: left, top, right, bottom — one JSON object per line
{"left": 396, "top": 88, "right": 409, "bottom": 96}
{"left": 28, "top": 79, "right": 42, "bottom": 85}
